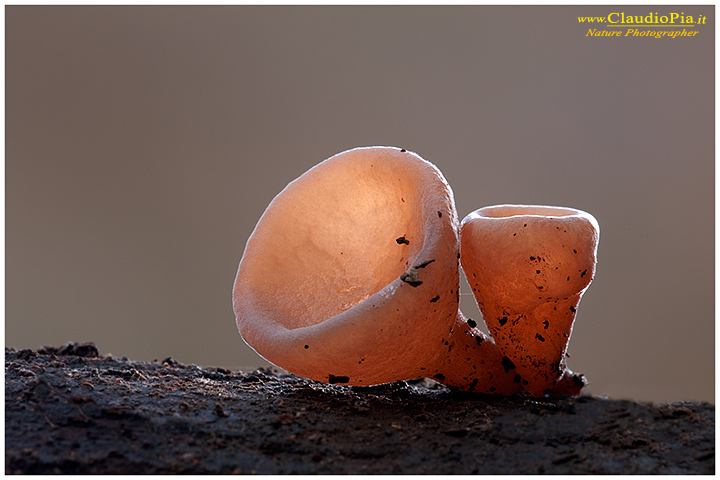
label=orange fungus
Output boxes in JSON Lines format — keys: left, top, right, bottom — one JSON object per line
{"left": 460, "top": 205, "right": 600, "bottom": 396}
{"left": 233, "top": 148, "right": 599, "bottom": 397}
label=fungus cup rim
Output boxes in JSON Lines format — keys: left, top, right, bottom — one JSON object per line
{"left": 464, "top": 204, "right": 595, "bottom": 222}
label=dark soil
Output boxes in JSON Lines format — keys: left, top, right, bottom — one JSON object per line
{"left": 5, "top": 343, "right": 715, "bottom": 474}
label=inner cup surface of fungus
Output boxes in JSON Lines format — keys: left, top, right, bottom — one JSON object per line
{"left": 460, "top": 204, "right": 599, "bottom": 396}
{"left": 233, "top": 147, "right": 460, "bottom": 385}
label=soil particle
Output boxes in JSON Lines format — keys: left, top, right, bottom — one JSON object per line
{"left": 413, "top": 259, "right": 436, "bottom": 269}
{"left": 327, "top": 374, "right": 350, "bottom": 384}
{"left": 501, "top": 356, "right": 516, "bottom": 373}
{"left": 5, "top": 343, "right": 714, "bottom": 474}
{"left": 400, "top": 269, "right": 423, "bottom": 287}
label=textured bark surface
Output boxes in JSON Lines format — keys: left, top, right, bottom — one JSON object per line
{"left": 5, "top": 343, "right": 715, "bottom": 475}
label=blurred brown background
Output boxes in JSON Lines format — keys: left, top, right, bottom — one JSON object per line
{"left": 6, "top": 6, "right": 714, "bottom": 403}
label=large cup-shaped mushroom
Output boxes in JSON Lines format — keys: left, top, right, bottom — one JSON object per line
{"left": 234, "top": 146, "right": 479, "bottom": 386}
{"left": 460, "top": 205, "right": 599, "bottom": 396}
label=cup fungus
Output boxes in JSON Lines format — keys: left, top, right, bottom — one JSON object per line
{"left": 460, "top": 205, "right": 599, "bottom": 396}
{"left": 233, "top": 148, "right": 599, "bottom": 397}
{"left": 234, "top": 146, "right": 467, "bottom": 386}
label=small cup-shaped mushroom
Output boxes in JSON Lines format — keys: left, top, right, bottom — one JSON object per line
{"left": 460, "top": 204, "right": 599, "bottom": 396}
{"left": 233, "top": 147, "right": 462, "bottom": 386}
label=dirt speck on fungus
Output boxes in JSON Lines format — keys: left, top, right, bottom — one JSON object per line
{"left": 400, "top": 269, "right": 423, "bottom": 287}
{"left": 501, "top": 356, "right": 516, "bottom": 373}
{"left": 396, "top": 236, "right": 410, "bottom": 245}
{"left": 5, "top": 343, "right": 715, "bottom": 475}
{"left": 328, "top": 374, "right": 350, "bottom": 384}
{"left": 414, "top": 259, "right": 436, "bottom": 269}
